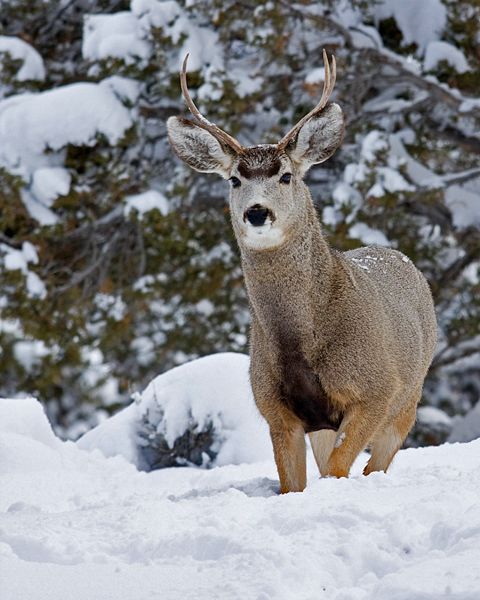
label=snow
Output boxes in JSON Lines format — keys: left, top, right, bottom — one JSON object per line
{"left": 20, "top": 190, "right": 59, "bottom": 226}
{"left": 389, "top": 132, "right": 443, "bottom": 188}
{"left": 0, "top": 241, "right": 46, "bottom": 298}
{"left": 378, "top": 166, "right": 413, "bottom": 193}
{"left": 349, "top": 25, "right": 383, "bottom": 50}
{"left": 449, "top": 402, "right": 480, "bottom": 444}
{"left": 463, "top": 261, "right": 479, "bottom": 285}
{"left": 227, "top": 69, "right": 263, "bottom": 99}
{"left": 79, "top": 401, "right": 139, "bottom": 463}
{"left": 0, "top": 36, "right": 45, "bottom": 82}
{"left": 83, "top": 12, "right": 151, "bottom": 65}
{"left": 1, "top": 396, "right": 480, "bottom": 599}
{"left": 349, "top": 223, "right": 390, "bottom": 246}
{"left": 417, "top": 406, "right": 452, "bottom": 427}
{"left": 79, "top": 353, "right": 271, "bottom": 468}
{"left": 445, "top": 185, "right": 480, "bottom": 228}
{"left": 0, "top": 82, "right": 133, "bottom": 179}
{"left": 424, "top": 41, "right": 470, "bottom": 74}
{"left": 131, "top": 0, "right": 220, "bottom": 72}
{"left": 31, "top": 167, "right": 71, "bottom": 206}
{"left": 13, "top": 340, "right": 50, "bottom": 372}
{"left": 367, "top": 182, "right": 385, "bottom": 198}
{"left": 374, "top": 0, "right": 447, "bottom": 53}
{"left": 361, "top": 130, "right": 388, "bottom": 162}
{"left": 305, "top": 67, "right": 325, "bottom": 85}
{"left": 100, "top": 75, "right": 140, "bottom": 104}
{"left": 325, "top": 181, "right": 363, "bottom": 226}
{"left": 124, "top": 190, "right": 169, "bottom": 218}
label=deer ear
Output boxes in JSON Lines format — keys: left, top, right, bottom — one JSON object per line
{"left": 287, "top": 103, "right": 344, "bottom": 173}
{"left": 167, "top": 116, "right": 233, "bottom": 177}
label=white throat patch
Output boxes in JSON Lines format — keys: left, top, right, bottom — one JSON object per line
{"left": 241, "top": 219, "right": 285, "bottom": 250}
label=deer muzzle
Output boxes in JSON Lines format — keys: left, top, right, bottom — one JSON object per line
{"left": 244, "top": 204, "right": 274, "bottom": 227}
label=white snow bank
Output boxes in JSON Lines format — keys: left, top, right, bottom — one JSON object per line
{"left": 424, "top": 41, "right": 470, "bottom": 73}
{"left": 0, "top": 397, "right": 58, "bottom": 448}
{"left": 0, "top": 36, "right": 45, "bottom": 81}
{"left": 0, "top": 81, "right": 133, "bottom": 178}
{"left": 1, "top": 395, "right": 480, "bottom": 600}
{"left": 78, "top": 353, "right": 271, "bottom": 468}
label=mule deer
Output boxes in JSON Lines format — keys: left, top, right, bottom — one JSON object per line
{"left": 167, "top": 52, "right": 437, "bottom": 493}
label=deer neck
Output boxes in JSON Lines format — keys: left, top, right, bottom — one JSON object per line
{"left": 240, "top": 202, "right": 337, "bottom": 351}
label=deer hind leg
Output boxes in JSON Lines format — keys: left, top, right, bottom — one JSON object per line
{"left": 308, "top": 430, "right": 337, "bottom": 477}
{"left": 325, "top": 403, "right": 382, "bottom": 478}
{"left": 363, "top": 402, "right": 417, "bottom": 476}
{"left": 270, "top": 423, "right": 306, "bottom": 494}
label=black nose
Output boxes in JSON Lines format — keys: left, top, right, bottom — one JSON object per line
{"left": 244, "top": 204, "right": 270, "bottom": 227}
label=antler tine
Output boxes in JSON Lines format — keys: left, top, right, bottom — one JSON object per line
{"left": 277, "top": 50, "right": 337, "bottom": 151}
{"left": 180, "top": 54, "right": 244, "bottom": 155}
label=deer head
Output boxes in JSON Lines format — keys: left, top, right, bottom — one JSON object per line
{"left": 167, "top": 51, "right": 344, "bottom": 250}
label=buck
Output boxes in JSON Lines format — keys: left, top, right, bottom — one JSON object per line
{"left": 167, "top": 52, "right": 437, "bottom": 493}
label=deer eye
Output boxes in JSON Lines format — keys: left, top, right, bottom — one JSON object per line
{"left": 279, "top": 173, "right": 292, "bottom": 184}
{"left": 229, "top": 176, "right": 241, "bottom": 188}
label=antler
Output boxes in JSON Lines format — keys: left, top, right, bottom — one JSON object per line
{"left": 180, "top": 54, "right": 245, "bottom": 155}
{"left": 277, "top": 49, "right": 337, "bottom": 151}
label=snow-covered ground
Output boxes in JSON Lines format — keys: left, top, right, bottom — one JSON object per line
{"left": 1, "top": 396, "right": 480, "bottom": 600}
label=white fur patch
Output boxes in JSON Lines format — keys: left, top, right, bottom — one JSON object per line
{"left": 241, "top": 220, "right": 285, "bottom": 250}
{"left": 334, "top": 432, "right": 346, "bottom": 448}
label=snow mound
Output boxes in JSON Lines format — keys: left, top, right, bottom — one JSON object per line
{"left": 0, "top": 397, "right": 58, "bottom": 447}
{"left": 1, "top": 395, "right": 480, "bottom": 599}
{"left": 0, "top": 398, "right": 62, "bottom": 476}
{"left": 78, "top": 353, "right": 271, "bottom": 469}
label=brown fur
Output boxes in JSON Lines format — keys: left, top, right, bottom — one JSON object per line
{"left": 238, "top": 148, "right": 282, "bottom": 179}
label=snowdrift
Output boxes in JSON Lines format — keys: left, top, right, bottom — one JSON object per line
{"left": 1, "top": 394, "right": 480, "bottom": 600}
{"left": 78, "top": 353, "right": 271, "bottom": 468}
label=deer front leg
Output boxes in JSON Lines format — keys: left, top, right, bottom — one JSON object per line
{"left": 269, "top": 422, "right": 306, "bottom": 493}
{"left": 326, "top": 403, "right": 382, "bottom": 478}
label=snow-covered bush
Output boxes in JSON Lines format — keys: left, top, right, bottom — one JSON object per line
{"left": 0, "top": 0, "right": 479, "bottom": 444}
{"left": 78, "top": 353, "right": 271, "bottom": 469}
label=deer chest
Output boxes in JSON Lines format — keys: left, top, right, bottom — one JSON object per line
{"left": 278, "top": 347, "right": 342, "bottom": 433}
